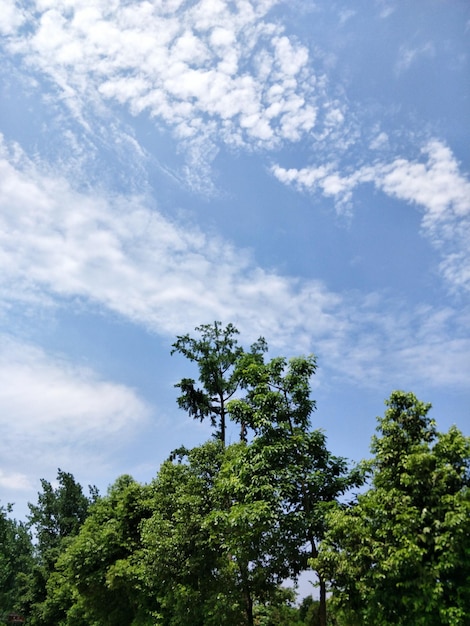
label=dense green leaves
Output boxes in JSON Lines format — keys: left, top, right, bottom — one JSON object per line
{"left": 316, "top": 391, "right": 470, "bottom": 626}
{"left": 0, "top": 504, "right": 33, "bottom": 623}
{"left": 43, "top": 475, "right": 154, "bottom": 625}
{"left": 228, "top": 353, "right": 361, "bottom": 626}
{"left": 27, "top": 469, "right": 97, "bottom": 566}
{"left": 3, "top": 326, "right": 469, "bottom": 626}
{"left": 142, "top": 442, "right": 249, "bottom": 625}
{"left": 20, "top": 469, "right": 98, "bottom": 625}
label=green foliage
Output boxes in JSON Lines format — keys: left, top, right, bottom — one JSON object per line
{"left": 27, "top": 469, "right": 97, "bottom": 570}
{"left": 142, "top": 441, "right": 248, "bottom": 625}
{"left": 171, "top": 321, "right": 266, "bottom": 444}
{"left": 317, "top": 391, "right": 470, "bottom": 626}
{"left": 21, "top": 469, "right": 97, "bottom": 624}
{"left": 228, "top": 354, "right": 362, "bottom": 626}
{"left": 142, "top": 438, "right": 324, "bottom": 626}
{"left": 253, "top": 588, "right": 304, "bottom": 625}
{"left": 5, "top": 326, "right": 469, "bottom": 626}
{"left": 43, "top": 475, "right": 154, "bottom": 625}
{"left": 0, "top": 504, "right": 33, "bottom": 622}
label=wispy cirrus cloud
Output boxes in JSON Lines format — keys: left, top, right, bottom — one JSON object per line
{"left": 395, "top": 41, "right": 435, "bottom": 75}
{"left": 272, "top": 140, "right": 470, "bottom": 292}
{"left": 0, "top": 134, "right": 340, "bottom": 348}
{"left": 1, "top": 134, "right": 469, "bottom": 392}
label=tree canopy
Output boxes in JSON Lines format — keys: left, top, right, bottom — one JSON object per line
{"left": 171, "top": 321, "right": 266, "bottom": 444}
{"left": 1, "top": 325, "right": 468, "bottom": 626}
{"left": 316, "top": 391, "right": 470, "bottom": 626}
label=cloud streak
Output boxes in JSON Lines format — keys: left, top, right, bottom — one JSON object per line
{"left": 1, "top": 135, "right": 468, "bottom": 394}
{"left": 272, "top": 140, "right": 470, "bottom": 292}
{"left": 0, "top": 134, "right": 340, "bottom": 347}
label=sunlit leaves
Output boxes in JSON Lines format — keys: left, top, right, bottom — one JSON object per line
{"left": 171, "top": 321, "right": 267, "bottom": 444}
{"left": 317, "top": 391, "right": 470, "bottom": 626}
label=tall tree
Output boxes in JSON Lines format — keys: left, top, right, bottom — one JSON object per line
{"left": 227, "top": 354, "right": 362, "bottom": 626}
{"left": 0, "top": 503, "right": 33, "bottom": 622}
{"left": 23, "top": 469, "right": 98, "bottom": 624}
{"left": 316, "top": 391, "right": 470, "bottom": 626}
{"left": 142, "top": 441, "right": 248, "bottom": 625}
{"left": 143, "top": 441, "right": 302, "bottom": 626}
{"left": 43, "top": 475, "right": 154, "bottom": 626}
{"left": 27, "top": 469, "right": 97, "bottom": 570}
{"left": 171, "top": 322, "right": 266, "bottom": 445}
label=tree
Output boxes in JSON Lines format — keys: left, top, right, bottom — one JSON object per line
{"left": 0, "top": 504, "right": 33, "bottom": 623}
{"left": 252, "top": 587, "right": 304, "bottom": 625}
{"left": 142, "top": 441, "right": 249, "bottom": 625}
{"left": 316, "top": 391, "right": 470, "bottom": 626}
{"left": 206, "top": 442, "right": 291, "bottom": 626}
{"left": 227, "top": 354, "right": 362, "bottom": 626}
{"left": 43, "top": 475, "right": 154, "bottom": 625}
{"left": 27, "top": 469, "right": 97, "bottom": 570}
{"left": 23, "top": 469, "right": 98, "bottom": 624}
{"left": 142, "top": 440, "right": 305, "bottom": 626}
{"left": 171, "top": 322, "right": 266, "bottom": 445}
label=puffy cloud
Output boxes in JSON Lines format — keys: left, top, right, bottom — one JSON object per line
{"left": 0, "top": 334, "right": 150, "bottom": 506}
{"left": 0, "top": 0, "right": 25, "bottom": 35}
{"left": 376, "top": 142, "right": 470, "bottom": 223}
{"left": 6, "top": 0, "right": 319, "bottom": 152}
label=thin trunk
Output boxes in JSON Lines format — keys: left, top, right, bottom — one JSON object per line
{"left": 238, "top": 562, "right": 254, "bottom": 626}
{"left": 309, "top": 535, "right": 327, "bottom": 626}
{"left": 244, "top": 584, "right": 255, "bottom": 626}
{"left": 319, "top": 574, "right": 327, "bottom": 626}
{"left": 240, "top": 420, "right": 247, "bottom": 442}
{"left": 287, "top": 399, "right": 328, "bottom": 626}
{"left": 220, "top": 407, "right": 226, "bottom": 446}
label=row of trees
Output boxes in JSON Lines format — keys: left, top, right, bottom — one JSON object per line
{"left": 1, "top": 323, "right": 469, "bottom": 625}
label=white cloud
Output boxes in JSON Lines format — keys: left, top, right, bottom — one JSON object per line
{"left": 6, "top": 0, "right": 320, "bottom": 156}
{"left": 369, "top": 131, "right": 389, "bottom": 150}
{"left": 272, "top": 140, "right": 470, "bottom": 292}
{"left": 323, "top": 299, "right": 470, "bottom": 389}
{"left": 0, "top": 333, "right": 150, "bottom": 509}
{"left": 0, "top": 337, "right": 148, "bottom": 443}
{"left": 0, "top": 469, "right": 31, "bottom": 492}
{"left": 377, "top": 142, "right": 470, "bottom": 223}
{"left": 339, "top": 9, "right": 356, "bottom": 25}
{"left": 1, "top": 134, "right": 469, "bottom": 394}
{"left": 0, "top": 0, "right": 25, "bottom": 35}
{"left": 395, "top": 41, "right": 435, "bottom": 75}
{"left": 0, "top": 135, "right": 341, "bottom": 349}
{"left": 375, "top": 0, "right": 396, "bottom": 19}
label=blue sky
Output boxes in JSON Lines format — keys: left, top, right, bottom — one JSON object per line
{"left": 0, "top": 0, "right": 469, "bottom": 525}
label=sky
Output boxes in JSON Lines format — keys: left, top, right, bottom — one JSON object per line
{"left": 0, "top": 0, "right": 469, "bottom": 529}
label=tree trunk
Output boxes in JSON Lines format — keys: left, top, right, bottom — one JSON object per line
{"left": 244, "top": 584, "right": 254, "bottom": 626}
{"left": 238, "top": 562, "right": 254, "bottom": 626}
{"left": 319, "top": 574, "right": 327, "bottom": 626}
{"left": 219, "top": 394, "right": 226, "bottom": 447}
{"left": 309, "top": 538, "right": 327, "bottom": 626}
